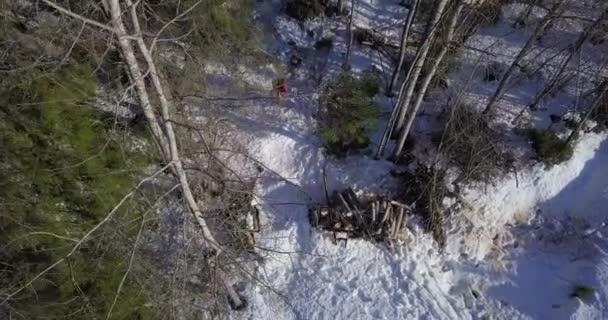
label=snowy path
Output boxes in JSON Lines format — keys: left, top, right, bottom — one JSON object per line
{"left": 219, "top": 94, "right": 465, "bottom": 320}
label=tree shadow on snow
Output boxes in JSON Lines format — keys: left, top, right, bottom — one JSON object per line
{"left": 485, "top": 138, "right": 608, "bottom": 319}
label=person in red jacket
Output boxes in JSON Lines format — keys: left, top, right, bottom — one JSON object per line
{"left": 272, "top": 78, "right": 288, "bottom": 104}
{"left": 278, "top": 81, "right": 288, "bottom": 96}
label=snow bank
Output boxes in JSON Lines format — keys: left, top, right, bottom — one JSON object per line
{"left": 456, "top": 132, "right": 608, "bottom": 261}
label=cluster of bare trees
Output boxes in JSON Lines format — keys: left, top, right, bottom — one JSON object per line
{"left": 377, "top": 0, "right": 464, "bottom": 159}
{"left": 376, "top": 0, "right": 608, "bottom": 161}
{"left": 482, "top": 0, "right": 567, "bottom": 115}
{"left": 484, "top": 0, "right": 608, "bottom": 146}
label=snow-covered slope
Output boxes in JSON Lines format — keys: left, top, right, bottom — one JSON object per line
{"left": 193, "top": 0, "right": 608, "bottom": 319}
{"left": 222, "top": 88, "right": 608, "bottom": 319}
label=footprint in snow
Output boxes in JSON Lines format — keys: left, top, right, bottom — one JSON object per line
{"left": 333, "top": 283, "right": 349, "bottom": 292}
{"left": 357, "top": 289, "right": 373, "bottom": 302}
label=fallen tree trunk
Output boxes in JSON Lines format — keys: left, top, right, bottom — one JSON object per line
{"left": 112, "top": 0, "right": 244, "bottom": 309}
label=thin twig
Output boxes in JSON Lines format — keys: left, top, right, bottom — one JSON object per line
{"left": 42, "top": 0, "right": 115, "bottom": 33}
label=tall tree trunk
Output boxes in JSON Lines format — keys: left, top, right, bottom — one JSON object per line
{"left": 482, "top": 0, "right": 566, "bottom": 115}
{"left": 103, "top": 0, "right": 171, "bottom": 162}
{"left": 387, "top": 0, "right": 419, "bottom": 95}
{"left": 393, "top": 0, "right": 450, "bottom": 132}
{"left": 393, "top": 0, "right": 464, "bottom": 159}
{"left": 375, "top": 0, "right": 448, "bottom": 158}
{"left": 343, "top": 0, "right": 356, "bottom": 70}
{"left": 108, "top": 0, "right": 244, "bottom": 309}
{"left": 375, "top": 65, "right": 408, "bottom": 158}
{"left": 528, "top": 8, "right": 608, "bottom": 111}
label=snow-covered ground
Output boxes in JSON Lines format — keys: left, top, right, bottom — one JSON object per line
{"left": 193, "top": 0, "right": 608, "bottom": 318}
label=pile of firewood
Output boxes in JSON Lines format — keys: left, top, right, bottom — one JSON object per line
{"left": 309, "top": 188, "right": 410, "bottom": 243}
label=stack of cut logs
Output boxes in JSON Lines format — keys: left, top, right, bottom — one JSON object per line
{"left": 309, "top": 188, "right": 410, "bottom": 243}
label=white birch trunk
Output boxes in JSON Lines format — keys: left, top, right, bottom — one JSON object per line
{"left": 376, "top": 67, "right": 408, "bottom": 158}
{"left": 393, "top": 0, "right": 450, "bottom": 132}
{"left": 387, "top": 0, "right": 419, "bottom": 94}
{"left": 109, "top": 0, "right": 244, "bottom": 308}
{"left": 105, "top": 0, "right": 171, "bottom": 161}
{"left": 376, "top": 0, "right": 448, "bottom": 158}
{"left": 393, "top": 0, "right": 464, "bottom": 159}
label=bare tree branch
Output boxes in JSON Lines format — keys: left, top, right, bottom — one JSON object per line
{"left": 41, "top": 0, "right": 115, "bottom": 33}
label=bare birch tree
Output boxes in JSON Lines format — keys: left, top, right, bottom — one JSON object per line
{"left": 482, "top": 0, "right": 567, "bottom": 115}
{"left": 376, "top": 0, "right": 449, "bottom": 157}
{"left": 393, "top": 0, "right": 465, "bottom": 159}
{"left": 387, "top": 0, "right": 419, "bottom": 95}
{"left": 393, "top": 0, "right": 450, "bottom": 132}
{"left": 41, "top": 0, "right": 245, "bottom": 309}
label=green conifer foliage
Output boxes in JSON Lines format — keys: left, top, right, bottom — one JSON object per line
{"left": 0, "top": 63, "right": 155, "bottom": 319}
